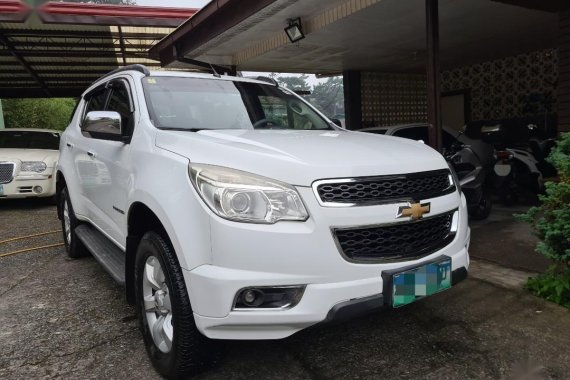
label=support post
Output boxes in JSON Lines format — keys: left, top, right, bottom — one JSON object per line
{"left": 118, "top": 26, "right": 128, "bottom": 66}
{"left": 343, "top": 70, "right": 362, "bottom": 130}
{"left": 0, "top": 100, "right": 4, "bottom": 129}
{"left": 426, "top": 0, "right": 442, "bottom": 151}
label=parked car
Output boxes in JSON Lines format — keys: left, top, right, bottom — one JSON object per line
{"left": 57, "top": 65, "right": 470, "bottom": 378}
{"left": 0, "top": 128, "right": 60, "bottom": 199}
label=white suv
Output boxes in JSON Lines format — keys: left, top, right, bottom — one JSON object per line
{"left": 57, "top": 65, "right": 470, "bottom": 378}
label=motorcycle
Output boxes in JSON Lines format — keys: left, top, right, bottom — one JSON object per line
{"left": 493, "top": 147, "right": 544, "bottom": 205}
{"left": 490, "top": 124, "right": 556, "bottom": 205}
{"left": 444, "top": 135, "right": 496, "bottom": 220}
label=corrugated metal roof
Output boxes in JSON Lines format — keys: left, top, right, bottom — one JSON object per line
{"left": 0, "top": 2, "right": 196, "bottom": 98}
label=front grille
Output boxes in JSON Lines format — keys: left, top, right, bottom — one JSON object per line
{"left": 315, "top": 169, "right": 453, "bottom": 206}
{"left": 0, "top": 163, "right": 15, "bottom": 184}
{"left": 333, "top": 211, "right": 456, "bottom": 262}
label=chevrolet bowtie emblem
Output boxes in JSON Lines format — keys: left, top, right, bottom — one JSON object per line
{"left": 397, "top": 202, "right": 431, "bottom": 220}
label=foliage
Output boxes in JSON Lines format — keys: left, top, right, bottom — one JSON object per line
{"left": 271, "top": 73, "right": 344, "bottom": 117}
{"left": 2, "top": 98, "right": 77, "bottom": 131}
{"left": 309, "top": 77, "right": 344, "bottom": 117}
{"left": 525, "top": 268, "right": 570, "bottom": 308}
{"left": 518, "top": 132, "right": 570, "bottom": 307}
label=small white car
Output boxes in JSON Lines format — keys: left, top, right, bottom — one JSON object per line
{"left": 0, "top": 128, "right": 60, "bottom": 199}
{"left": 57, "top": 66, "right": 470, "bottom": 378}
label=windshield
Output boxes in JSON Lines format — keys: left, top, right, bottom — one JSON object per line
{"left": 0, "top": 131, "right": 60, "bottom": 150}
{"left": 142, "top": 77, "right": 333, "bottom": 131}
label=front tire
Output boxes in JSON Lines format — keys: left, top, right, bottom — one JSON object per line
{"left": 60, "top": 187, "right": 88, "bottom": 258}
{"left": 134, "top": 231, "right": 221, "bottom": 378}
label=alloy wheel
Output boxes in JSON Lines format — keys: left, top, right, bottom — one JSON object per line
{"left": 142, "top": 256, "right": 174, "bottom": 353}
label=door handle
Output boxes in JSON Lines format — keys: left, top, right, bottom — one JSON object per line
{"left": 87, "top": 151, "right": 96, "bottom": 158}
{"left": 66, "top": 142, "right": 73, "bottom": 148}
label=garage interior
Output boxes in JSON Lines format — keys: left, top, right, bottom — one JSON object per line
{"left": 151, "top": 0, "right": 568, "bottom": 149}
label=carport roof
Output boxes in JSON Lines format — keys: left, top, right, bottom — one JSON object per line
{"left": 0, "top": 1, "right": 198, "bottom": 98}
{"left": 151, "top": 0, "right": 562, "bottom": 74}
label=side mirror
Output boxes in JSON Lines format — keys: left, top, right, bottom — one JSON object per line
{"left": 330, "top": 118, "right": 343, "bottom": 127}
{"left": 82, "top": 111, "right": 125, "bottom": 142}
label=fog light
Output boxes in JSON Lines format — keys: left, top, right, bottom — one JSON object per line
{"left": 33, "top": 186, "right": 43, "bottom": 194}
{"left": 234, "top": 286, "right": 305, "bottom": 310}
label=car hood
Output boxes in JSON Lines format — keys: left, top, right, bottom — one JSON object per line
{"left": 155, "top": 129, "right": 448, "bottom": 186}
{"left": 0, "top": 149, "right": 59, "bottom": 166}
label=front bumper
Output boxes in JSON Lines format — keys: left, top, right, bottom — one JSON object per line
{"left": 0, "top": 173, "right": 56, "bottom": 199}
{"left": 183, "top": 189, "right": 471, "bottom": 340}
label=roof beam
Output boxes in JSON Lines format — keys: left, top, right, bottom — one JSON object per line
{"left": 0, "top": 77, "right": 97, "bottom": 83}
{"left": 0, "top": 50, "right": 154, "bottom": 59}
{"left": 9, "top": 41, "right": 154, "bottom": 50}
{"left": 0, "top": 87, "right": 84, "bottom": 99}
{"left": 0, "top": 29, "right": 168, "bottom": 40}
{"left": 0, "top": 69, "right": 111, "bottom": 75}
{"left": 0, "top": 35, "right": 51, "bottom": 96}
{"left": 8, "top": 61, "right": 160, "bottom": 67}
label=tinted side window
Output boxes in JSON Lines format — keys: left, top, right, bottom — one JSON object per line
{"left": 107, "top": 81, "right": 133, "bottom": 134}
{"left": 393, "top": 127, "right": 429, "bottom": 142}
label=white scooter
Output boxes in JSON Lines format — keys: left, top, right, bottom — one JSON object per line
{"left": 494, "top": 147, "right": 544, "bottom": 205}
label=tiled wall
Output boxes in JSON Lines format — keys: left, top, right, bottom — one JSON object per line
{"left": 360, "top": 48, "right": 558, "bottom": 127}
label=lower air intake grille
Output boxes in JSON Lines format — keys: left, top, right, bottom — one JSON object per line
{"left": 0, "top": 162, "right": 15, "bottom": 184}
{"left": 333, "top": 211, "right": 456, "bottom": 262}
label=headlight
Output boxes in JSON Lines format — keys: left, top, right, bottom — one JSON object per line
{"left": 447, "top": 162, "right": 461, "bottom": 192}
{"left": 189, "top": 164, "right": 309, "bottom": 224}
{"left": 21, "top": 161, "right": 47, "bottom": 173}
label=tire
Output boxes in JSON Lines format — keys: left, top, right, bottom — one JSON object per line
{"left": 60, "top": 187, "right": 88, "bottom": 258}
{"left": 134, "top": 231, "right": 221, "bottom": 378}
{"left": 469, "top": 188, "right": 492, "bottom": 220}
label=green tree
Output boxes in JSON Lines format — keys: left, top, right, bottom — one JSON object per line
{"left": 2, "top": 98, "right": 77, "bottom": 131}
{"left": 309, "top": 76, "right": 344, "bottom": 117}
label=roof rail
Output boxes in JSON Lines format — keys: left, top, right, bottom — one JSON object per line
{"left": 254, "top": 76, "right": 278, "bottom": 86}
{"left": 103, "top": 64, "right": 150, "bottom": 79}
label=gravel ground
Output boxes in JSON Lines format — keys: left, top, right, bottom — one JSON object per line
{"left": 1, "top": 200, "right": 569, "bottom": 379}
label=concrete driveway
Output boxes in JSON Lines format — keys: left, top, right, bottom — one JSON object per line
{"left": 1, "top": 200, "right": 569, "bottom": 379}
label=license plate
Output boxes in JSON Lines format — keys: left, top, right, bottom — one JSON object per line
{"left": 392, "top": 259, "right": 452, "bottom": 308}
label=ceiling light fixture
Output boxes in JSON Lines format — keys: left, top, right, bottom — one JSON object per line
{"left": 285, "top": 18, "right": 305, "bottom": 43}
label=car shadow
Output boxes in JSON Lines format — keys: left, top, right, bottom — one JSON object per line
{"left": 0, "top": 197, "right": 56, "bottom": 211}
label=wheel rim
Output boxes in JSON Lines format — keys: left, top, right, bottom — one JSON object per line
{"left": 63, "top": 201, "right": 71, "bottom": 245}
{"left": 142, "top": 256, "right": 173, "bottom": 353}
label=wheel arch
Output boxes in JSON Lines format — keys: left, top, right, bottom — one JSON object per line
{"left": 125, "top": 201, "right": 170, "bottom": 305}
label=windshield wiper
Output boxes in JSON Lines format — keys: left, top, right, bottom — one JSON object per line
{"left": 159, "top": 127, "right": 215, "bottom": 132}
